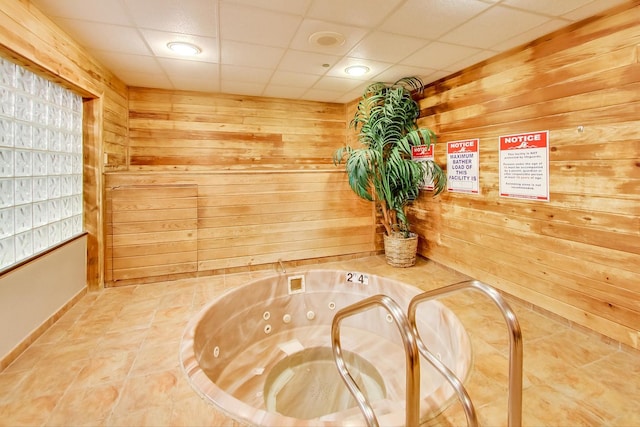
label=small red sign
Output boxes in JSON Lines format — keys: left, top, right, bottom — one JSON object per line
{"left": 411, "top": 144, "right": 434, "bottom": 159}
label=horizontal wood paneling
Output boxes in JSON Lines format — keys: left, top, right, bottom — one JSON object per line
{"left": 412, "top": 2, "right": 640, "bottom": 349}
{"left": 107, "top": 185, "right": 198, "bottom": 282}
{"left": 105, "top": 171, "right": 375, "bottom": 285}
{"left": 127, "top": 87, "right": 345, "bottom": 170}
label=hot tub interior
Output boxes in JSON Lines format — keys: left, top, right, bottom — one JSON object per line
{"left": 180, "top": 269, "right": 473, "bottom": 426}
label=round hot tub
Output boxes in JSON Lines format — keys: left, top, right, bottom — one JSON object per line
{"left": 180, "top": 269, "right": 471, "bottom": 426}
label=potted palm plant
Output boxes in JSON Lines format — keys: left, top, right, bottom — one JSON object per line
{"left": 333, "top": 76, "right": 446, "bottom": 267}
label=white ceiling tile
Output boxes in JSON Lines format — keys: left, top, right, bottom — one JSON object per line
{"left": 168, "top": 77, "right": 220, "bottom": 93}
{"left": 118, "top": 71, "right": 174, "bottom": 90}
{"left": 349, "top": 31, "right": 428, "bottom": 63}
{"left": 269, "top": 71, "right": 320, "bottom": 88}
{"left": 158, "top": 58, "right": 219, "bottom": 81}
{"left": 277, "top": 51, "right": 340, "bottom": 75}
{"left": 311, "top": 76, "right": 363, "bottom": 92}
{"left": 140, "top": 29, "right": 218, "bottom": 63}
{"left": 221, "top": 0, "right": 312, "bottom": 16}
{"left": 402, "top": 42, "right": 482, "bottom": 70}
{"left": 440, "top": 5, "right": 551, "bottom": 49}
{"left": 335, "top": 84, "right": 371, "bottom": 104}
{"left": 52, "top": 19, "right": 151, "bottom": 55}
{"left": 502, "top": 0, "right": 595, "bottom": 16}
{"left": 221, "top": 65, "right": 273, "bottom": 84}
{"left": 490, "top": 19, "right": 570, "bottom": 51}
{"left": 262, "top": 85, "right": 307, "bottom": 100}
{"left": 306, "top": 0, "right": 404, "bottom": 28}
{"left": 560, "top": 0, "right": 629, "bottom": 21}
{"left": 29, "top": 0, "right": 624, "bottom": 102}
{"left": 91, "top": 51, "right": 160, "bottom": 74}
{"left": 124, "top": 0, "right": 217, "bottom": 37}
{"left": 30, "top": 0, "right": 132, "bottom": 25}
{"left": 220, "top": 41, "right": 285, "bottom": 68}
{"left": 444, "top": 49, "right": 499, "bottom": 72}
{"left": 219, "top": 3, "right": 302, "bottom": 47}
{"left": 373, "top": 65, "right": 440, "bottom": 85}
{"left": 221, "top": 81, "right": 267, "bottom": 97}
{"left": 380, "top": 0, "right": 493, "bottom": 40}
{"left": 289, "top": 19, "right": 369, "bottom": 56}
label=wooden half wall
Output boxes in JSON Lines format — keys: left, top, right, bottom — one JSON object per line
{"left": 105, "top": 171, "right": 375, "bottom": 285}
{"left": 411, "top": 2, "right": 639, "bottom": 349}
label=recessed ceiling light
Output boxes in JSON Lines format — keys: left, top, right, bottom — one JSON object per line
{"left": 167, "top": 41, "right": 201, "bottom": 56}
{"left": 345, "top": 65, "right": 370, "bottom": 76}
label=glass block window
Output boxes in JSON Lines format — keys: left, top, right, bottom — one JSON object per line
{"left": 0, "top": 57, "right": 83, "bottom": 271}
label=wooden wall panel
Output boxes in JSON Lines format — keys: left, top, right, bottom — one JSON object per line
{"left": 127, "top": 87, "right": 345, "bottom": 170}
{"left": 411, "top": 2, "right": 640, "bottom": 349}
{"left": 105, "top": 172, "right": 375, "bottom": 285}
{"left": 107, "top": 185, "right": 198, "bottom": 283}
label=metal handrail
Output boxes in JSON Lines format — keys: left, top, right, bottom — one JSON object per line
{"left": 409, "top": 324, "right": 478, "bottom": 427}
{"left": 331, "top": 294, "right": 421, "bottom": 427}
{"left": 408, "top": 280, "right": 523, "bottom": 427}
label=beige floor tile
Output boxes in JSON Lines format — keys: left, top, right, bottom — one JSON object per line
{"left": 1, "top": 256, "right": 637, "bottom": 427}
{"left": 45, "top": 382, "right": 121, "bottom": 426}
{"left": 73, "top": 351, "right": 137, "bottom": 388}
{"left": 0, "top": 393, "right": 62, "bottom": 427}
{"left": 107, "top": 405, "right": 174, "bottom": 427}
{"left": 95, "top": 328, "right": 148, "bottom": 354}
{"left": 154, "top": 304, "right": 195, "bottom": 325}
{"left": 33, "top": 318, "right": 76, "bottom": 345}
{"left": 0, "top": 369, "right": 28, "bottom": 404}
{"left": 522, "top": 383, "right": 612, "bottom": 426}
{"left": 112, "top": 369, "right": 179, "bottom": 416}
{"left": 512, "top": 305, "right": 565, "bottom": 344}
{"left": 524, "top": 328, "right": 620, "bottom": 384}
{"left": 612, "top": 411, "right": 640, "bottom": 427}
{"left": 129, "top": 341, "right": 182, "bottom": 376}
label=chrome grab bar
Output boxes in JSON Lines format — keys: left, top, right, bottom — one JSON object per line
{"left": 331, "top": 294, "right": 421, "bottom": 427}
{"left": 408, "top": 280, "right": 523, "bottom": 427}
{"left": 408, "top": 316, "right": 478, "bottom": 427}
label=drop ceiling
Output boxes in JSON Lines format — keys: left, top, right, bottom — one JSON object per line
{"left": 30, "top": 0, "right": 627, "bottom": 103}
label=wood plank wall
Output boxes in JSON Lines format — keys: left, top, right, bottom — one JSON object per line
{"left": 127, "top": 87, "right": 345, "bottom": 170}
{"left": 410, "top": 2, "right": 639, "bottom": 349}
{"left": 103, "top": 88, "right": 375, "bottom": 285}
{"left": 105, "top": 172, "right": 374, "bottom": 286}
{"left": 0, "top": 0, "right": 129, "bottom": 289}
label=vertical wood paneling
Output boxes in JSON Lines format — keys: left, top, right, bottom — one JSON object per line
{"left": 412, "top": 2, "right": 640, "bottom": 349}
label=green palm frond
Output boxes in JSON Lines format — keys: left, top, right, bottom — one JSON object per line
{"left": 334, "top": 76, "right": 446, "bottom": 236}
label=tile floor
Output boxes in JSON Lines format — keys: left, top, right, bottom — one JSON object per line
{"left": 0, "top": 255, "right": 638, "bottom": 426}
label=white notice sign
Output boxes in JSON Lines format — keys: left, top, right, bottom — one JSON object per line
{"left": 447, "top": 139, "right": 479, "bottom": 194}
{"left": 499, "top": 130, "right": 550, "bottom": 201}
